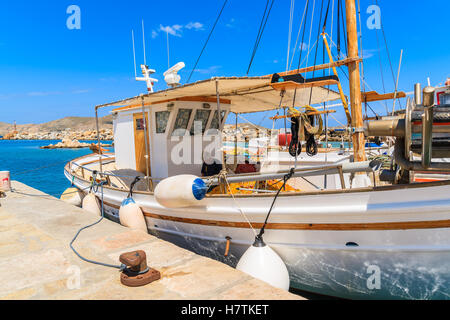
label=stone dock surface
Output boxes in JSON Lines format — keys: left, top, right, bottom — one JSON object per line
{"left": 0, "top": 181, "right": 303, "bottom": 300}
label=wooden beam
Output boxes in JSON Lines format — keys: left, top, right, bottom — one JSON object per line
{"left": 273, "top": 57, "right": 362, "bottom": 77}
{"left": 271, "top": 79, "right": 339, "bottom": 91}
{"left": 113, "top": 96, "right": 231, "bottom": 112}
{"left": 362, "top": 91, "right": 406, "bottom": 102}
{"left": 269, "top": 110, "right": 336, "bottom": 120}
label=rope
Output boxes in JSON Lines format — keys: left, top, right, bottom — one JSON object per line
{"left": 289, "top": 0, "right": 309, "bottom": 70}
{"left": 127, "top": 176, "right": 142, "bottom": 199}
{"left": 304, "top": 0, "right": 316, "bottom": 73}
{"left": 375, "top": 26, "right": 389, "bottom": 115}
{"left": 187, "top": 0, "right": 228, "bottom": 83}
{"left": 286, "top": 0, "right": 295, "bottom": 71}
{"left": 356, "top": 0, "right": 367, "bottom": 118}
{"left": 12, "top": 159, "right": 72, "bottom": 176}
{"left": 222, "top": 174, "right": 258, "bottom": 237}
{"left": 11, "top": 185, "right": 91, "bottom": 199}
{"left": 70, "top": 171, "right": 126, "bottom": 271}
{"left": 308, "top": 0, "right": 326, "bottom": 105}
{"left": 375, "top": 0, "right": 401, "bottom": 109}
{"left": 246, "top": 0, "right": 275, "bottom": 75}
{"left": 256, "top": 168, "right": 295, "bottom": 240}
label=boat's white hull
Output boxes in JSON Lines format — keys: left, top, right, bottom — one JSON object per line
{"left": 65, "top": 166, "right": 450, "bottom": 299}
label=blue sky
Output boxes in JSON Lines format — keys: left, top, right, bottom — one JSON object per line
{"left": 0, "top": 0, "right": 449, "bottom": 128}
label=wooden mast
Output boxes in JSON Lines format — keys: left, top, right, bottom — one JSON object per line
{"left": 345, "top": 0, "right": 366, "bottom": 162}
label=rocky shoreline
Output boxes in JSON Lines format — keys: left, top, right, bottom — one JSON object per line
{"left": 1, "top": 128, "right": 114, "bottom": 141}
{"left": 39, "top": 138, "right": 113, "bottom": 149}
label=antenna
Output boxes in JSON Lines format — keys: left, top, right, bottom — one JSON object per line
{"left": 166, "top": 30, "right": 170, "bottom": 69}
{"left": 131, "top": 22, "right": 158, "bottom": 93}
{"left": 142, "top": 20, "right": 147, "bottom": 65}
{"left": 132, "top": 30, "right": 137, "bottom": 78}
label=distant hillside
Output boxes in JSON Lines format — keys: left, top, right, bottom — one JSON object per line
{"left": 0, "top": 116, "right": 113, "bottom": 136}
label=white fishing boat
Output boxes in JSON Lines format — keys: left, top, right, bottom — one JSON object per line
{"left": 64, "top": 0, "right": 450, "bottom": 299}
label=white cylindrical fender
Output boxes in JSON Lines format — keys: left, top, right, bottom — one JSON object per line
{"left": 60, "top": 187, "right": 84, "bottom": 207}
{"left": 236, "top": 238, "right": 290, "bottom": 291}
{"left": 154, "top": 175, "right": 208, "bottom": 208}
{"left": 119, "top": 198, "right": 147, "bottom": 232}
{"left": 82, "top": 193, "right": 101, "bottom": 216}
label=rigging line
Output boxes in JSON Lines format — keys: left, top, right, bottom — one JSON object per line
{"left": 304, "top": 0, "right": 316, "bottom": 74}
{"left": 286, "top": 0, "right": 295, "bottom": 71}
{"left": 375, "top": 0, "right": 402, "bottom": 109}
{"left": 308, "top": 0, "right": 326, "bottom": 105}
{"left": 297, "top": 38, "right": 318, "bottom": 69}
{"left": 328, "top": 0, "right": 334, "bottom": 76}
{"left": 356, "top": 0, "right": 367, "bottom": 117}
{"left": 327, "top": 39, "right": 384, "bottom": 118}
{"left": 187, "top": 0, "right": 228, "bottom": 83}
{"left": 322, "top": 0, "right": 331, "bottom": 32}
{"left": 246, "top": 0, "right": 275, "bottom": 75}
{"left": 339, "top": 0, "right": 347, "bottom": 56}
{"left": 249, "top": 0, "right": 270, "bottom": 72}
{"left": 296, "top": 0, "right": 312, "bottom": 70}
{"left": 13, "top": 159, "right": 75, "bottom": 176}
{"left": 336, "top": 0, "right": 340, "bottom": 57}
{"left": 375, "top": 26, "right": 389, "bottom": 115}
{"left": 289, "top": 0, "right": 310, "bottom": 70}
{"left": 329, "top": 113, "right": 346, "bottom": 128}
{"left": 290, "top": 0, "right": 311, "bottom": 109}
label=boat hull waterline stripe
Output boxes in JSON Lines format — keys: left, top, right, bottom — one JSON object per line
{"left": 103, "top": 201, "right": 450, "bottom": 231}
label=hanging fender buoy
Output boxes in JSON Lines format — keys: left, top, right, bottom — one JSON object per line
{"left": 82, "top": 193, "right": 101, "bottom": 216}
{"left": 236, "top": 237, "right": 290, "bottom": 291}
{"left": 154, "top": 175, "right": 208, "bottom": 208}
{"left": 119, "top": 198, "right": 147, "bottom": 232}
{"left": 60, "top": 187, "right": 84, "bottom": 207}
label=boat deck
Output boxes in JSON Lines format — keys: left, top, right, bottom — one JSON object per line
{"left": 0, "top": 181, "right": 302, "bottom": 300}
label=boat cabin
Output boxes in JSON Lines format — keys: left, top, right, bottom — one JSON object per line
{"left": 112, "top": 97, "right": 230, "bottom": 179}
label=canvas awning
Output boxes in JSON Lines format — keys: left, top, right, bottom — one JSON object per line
{"left": 98, "top": 76, "right": 341, "bottom": 114}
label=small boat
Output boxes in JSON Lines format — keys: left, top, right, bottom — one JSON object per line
{"left": 64, "top": 0, "right": 450, "bottom": 299}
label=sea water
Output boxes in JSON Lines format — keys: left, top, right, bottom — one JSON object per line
{"left": 0, "top": 140, "right": 112, "bottom": 197}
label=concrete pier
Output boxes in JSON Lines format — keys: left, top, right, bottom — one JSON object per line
{"left": 0, "top": 181, "right": 303, "bottom": 300}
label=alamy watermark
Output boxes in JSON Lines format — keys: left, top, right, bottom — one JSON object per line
{"left": 66, "top": 265, "right": 81, "bottom": 290}
{"left": 366, "top": 4, "right": 381, "bottom": 30}
{"left": 66, "top": 5, "right": 81, "bottom": 30}
{"left": 366, "top": 264, "right": 381, "bottom": 290}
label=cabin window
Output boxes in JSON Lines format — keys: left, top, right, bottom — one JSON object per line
{"left": 210, "top": 111, "right": 226, "bottom": 130}
{"left": 190, "top": 109, "right": 211, "bottom": 135}
{"left": 172, "top": 108, "right": 192, "bottom": 136}
{"left": 135, "top": 118, "right": 145, "bottom": 130}
{"left": 155, "top": 111, "right": 170, "bottom": 133}
{"left": 440, "top": 93, "right": 450, "bottom": 105}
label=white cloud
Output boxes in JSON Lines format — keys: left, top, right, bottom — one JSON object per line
{"left": 27, "top": 91, "right": 61, "bottom": 97}
{"left": 185, "top": 22, "right": 204, "bottom": 30}
{"left": 156, "top": 22, "right": 204, "bottom": 38}
{"left": 362, "top": 48, "right": 379, "bottom": 59}
{"left": 225, "top": 18, "right": 236, "bottom": 28}
{"left": 159, "top": 24, "right": 183, "bottom": 37}
{"left": 72, "top": 89, "right": 90, "bottom": 94}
